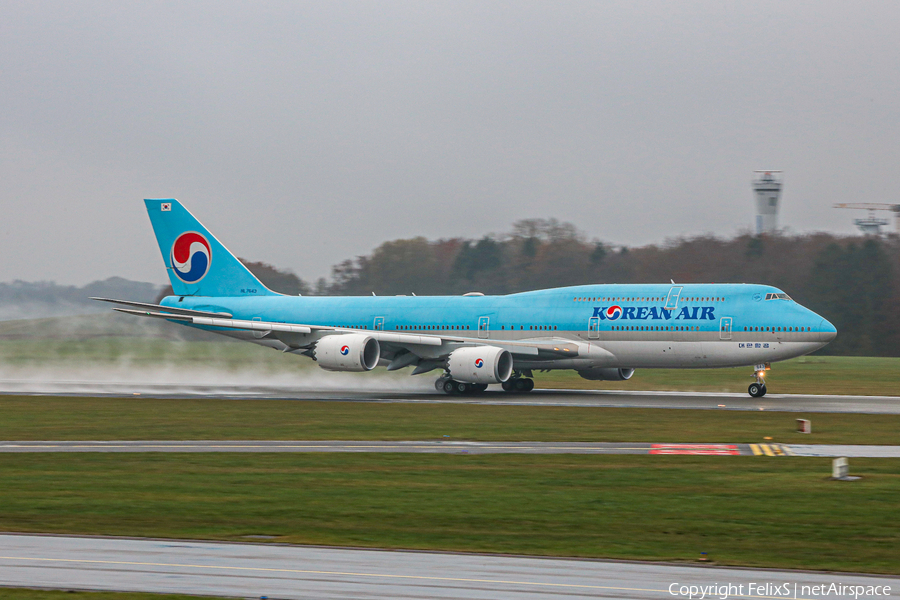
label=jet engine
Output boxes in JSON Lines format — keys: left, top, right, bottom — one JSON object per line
{"left": 577, "top": 367, "right": 635, "bottom": 381}
{"left": 447, "top": 346, "right": 513, "bottom": 384}
{"left": 314, "top": 334, "right": 380, "bottom": 372}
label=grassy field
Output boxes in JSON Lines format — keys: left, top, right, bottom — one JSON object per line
{"left": 1, "top": 395, "right": 899, "bottom": 444}
{"left": 0, "top": 592, "right": 228, "bottom": 600}
{"left": 0, "top": 453, "right": 898, "bottom": 574}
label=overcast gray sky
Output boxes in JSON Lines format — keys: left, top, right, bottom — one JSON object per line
{"left": 2, "top": 1, "right": 898, "bottom": 286}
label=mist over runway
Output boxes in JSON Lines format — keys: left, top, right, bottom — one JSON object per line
{"left": 0, "top": 376, "right": 897, "bottom": 413}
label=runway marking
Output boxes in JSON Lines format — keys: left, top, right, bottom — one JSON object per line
{"left": 750, "top": 444, "right": 784, "bottom": 457}
{"left": 759, "top": 444, "right": 784, "bottom": 456}
{"left": 0, "top": 555, "right": 831, "bottom": 599}
{"left": 649, "top": 444, "right": 740, "bottom": 456}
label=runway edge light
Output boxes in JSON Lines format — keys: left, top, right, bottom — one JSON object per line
{"left": 797, "top": 419, "right": 811, "bottom": 434}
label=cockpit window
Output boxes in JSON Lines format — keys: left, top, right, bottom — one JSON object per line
{"left": 765, "top": 293, "right": 792, "bottom": 301}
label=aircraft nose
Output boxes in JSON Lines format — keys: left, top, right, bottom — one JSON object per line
{"left": 819, "top": 318, "right": 837, "bottom": 342}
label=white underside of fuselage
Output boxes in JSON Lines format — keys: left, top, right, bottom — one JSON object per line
{"left": 216, "top": 326, "right": 827, "bottom": 372}
{"left": 516, "top": 340, "right": 826, "bottom": 370}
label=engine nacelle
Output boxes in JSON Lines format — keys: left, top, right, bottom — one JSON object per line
{"left": 577, "top": 367, "right": 635, "bottom": 381}
{"left": 447, "top": 346, "right": 513, "bottom": 384}
{"left": 314, "top": 334, "right": 380, "bottom": 372}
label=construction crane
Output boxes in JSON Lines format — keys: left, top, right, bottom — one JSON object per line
{"left": 833, "top": 203, "right": 900, "bottom": 235}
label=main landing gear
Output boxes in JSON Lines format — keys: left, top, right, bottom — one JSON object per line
{"left": 501, "top": 377, "right": 534, "bottom": 393}
{"left": 435, "top": 376, "right": 488, "bottom": 396}
{"left": 501, "top": 370, "right": 534, "bottom": 393}
{"left": 748, "top": 363, "right": 769, "bottom": 398}
{"left": 434, "top": 371, "right": 535, "bottom": 395}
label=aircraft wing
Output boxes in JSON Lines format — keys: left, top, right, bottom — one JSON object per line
{"left": 102, "top": 300, "right": 580, "bottom": 360}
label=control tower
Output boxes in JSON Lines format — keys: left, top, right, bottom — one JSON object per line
{"left": 752, "top": 171, "right": 783, "bottom": 235}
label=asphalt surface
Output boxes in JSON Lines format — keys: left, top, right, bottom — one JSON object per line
{"left": 2, "top": 440, "right": 897, "bottom": 457}
{"left": 1, "top": 379, "right": 899, "bottom": 413}
{"left": 1, "top": 534, "right": 897, "bottom": 600}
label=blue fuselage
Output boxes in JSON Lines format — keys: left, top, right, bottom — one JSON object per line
{"left": 164, "top": 282, "right": 836, "bottom": 370}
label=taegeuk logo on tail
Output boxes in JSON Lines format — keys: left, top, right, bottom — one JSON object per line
{"left": 171, "top": 232, "right": 211, "bottom": 283}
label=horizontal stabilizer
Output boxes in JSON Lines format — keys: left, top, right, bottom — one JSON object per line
{"left": 113, "top": 308, "right": 312, "bottom": 334}
{"left": 92, "top": 297, "right": 233, "bottom": 318}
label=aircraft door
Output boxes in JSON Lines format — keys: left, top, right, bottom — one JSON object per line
{"left": 719, "top": 316, "right": 732, "bottom": 340}
{"left": 588, "top": 316, "right": 600, "bottom": 339}
{"left": 664, "top": 286, "right": 683, "bottom": 311}
{"left": 477, "top": 316, "right": 489, "bottom": 339}
{"left": 374, "top": 316, "right": 384, "bottom": 331}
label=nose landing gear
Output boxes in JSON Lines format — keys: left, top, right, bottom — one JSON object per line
{"left": 748, "top": 363, "right": 769, "bottom": 397}
{"left": 748, "top": 381, "right": 766, "bottom": 397}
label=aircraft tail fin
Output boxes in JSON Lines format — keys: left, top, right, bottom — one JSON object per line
{"left": 144, "top": 199, "right": 278, "bottom": 297}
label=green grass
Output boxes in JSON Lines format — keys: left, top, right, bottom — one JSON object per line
{"left": 0, "top": 591, "right": 230, "bottom": 600}
{"left": 0, "top": 454, "right": 897, "bottom": 574}
{"left": 1, "top": 396, "right": 899, "bottom": 444}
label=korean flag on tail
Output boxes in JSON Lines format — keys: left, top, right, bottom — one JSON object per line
{"left": 161, "top": 202, "right": 172, "bottom": 212}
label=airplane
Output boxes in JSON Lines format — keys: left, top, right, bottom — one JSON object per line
{"left": 95, "top": 199, "right": 837, "bottom": 398}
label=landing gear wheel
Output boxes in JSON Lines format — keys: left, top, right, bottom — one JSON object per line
{"left": 758, "top": 384, "right": 767, "bottom": 397}
{"left": 501, "top": 380, "right": 515, "bottom": 392}
{"left": 435, "top": 377, "right": 450, "bottom": 392}
{"left": 442, "top": 380, "right": 472, "bottom": 395}
{"left": 513, "top": 378, "right": 534, "bottom": 392}
{"left": 748, "top": 382, "right": 765, "bottom": 398}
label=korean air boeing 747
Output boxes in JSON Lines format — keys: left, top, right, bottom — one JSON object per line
{"left": 96, "top": 199, "right": 837, "bottom": 397}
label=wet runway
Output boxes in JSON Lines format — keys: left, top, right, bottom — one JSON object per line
{"left": 1, "top": 440, "right": 897, "bottom": 457}
{"left": 1, "top": 534, "right": 896, "bottom": 600}
{"left": 1, "top": 378, "right": 899, "bottom": 413}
